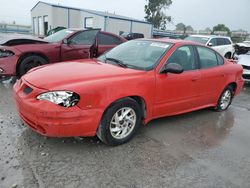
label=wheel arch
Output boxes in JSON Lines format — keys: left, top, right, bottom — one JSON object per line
{"left": 101, "top": 95, "right": 147, "bottom": 122}
{"left": 224, "top": 51, "right": 232, "bottom": 58}
{"left": 227, "top": 82, "right": 237, "bottom": 94}
{"left": 16, "top": 52, "right": 49, "bottom": 76}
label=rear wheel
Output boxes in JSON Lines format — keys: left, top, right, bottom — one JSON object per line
{"left": 17, "top": 55, "right": 48, "bottom": 77}
{"left": 97, "top": 98, "right": 142, "bottom": 146}
{"left": 215, "top": 86, "right": 234, "bottom": 111}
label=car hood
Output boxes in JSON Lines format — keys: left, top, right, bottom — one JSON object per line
{"left": 237, "top": 54, "right": 250, "bottom": 66}
{"left": 0, "top": 34, "right": 47, "bottom": 46}
{"left": 23, "top": 59, "right": 145, "bottom": 89}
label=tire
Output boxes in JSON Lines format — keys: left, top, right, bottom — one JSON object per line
{"left": 214, "top": 86, "right": 234, "bottom": 112}
{"left": 97, "top": 98, "right": 142, "bottom": 146}
{"left": 17, "top": 55, "right": 48, "bottom": 78}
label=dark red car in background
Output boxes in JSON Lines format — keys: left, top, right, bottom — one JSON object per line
{"left": 0, "top": 29, "right": 126, "bottom": 77}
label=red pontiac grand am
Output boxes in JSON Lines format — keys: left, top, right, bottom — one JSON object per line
{"left": 13, "top": 39, "right": 244, "bottom": 145}
{"left": 0, "top": 29, "right": 126, "bottom": 77}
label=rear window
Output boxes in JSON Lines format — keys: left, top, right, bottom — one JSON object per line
{"left": 98, "top": 33, "right": 123, "bottom": 45}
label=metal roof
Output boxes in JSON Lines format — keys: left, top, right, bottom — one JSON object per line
{"left": 31, "top": 1, "right": 152, "bottom": 25}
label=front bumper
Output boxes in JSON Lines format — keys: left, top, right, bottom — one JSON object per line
{"left": 13, "top": 79, "right": 102, "bottom": 137}
{"left": 0, "top": 55, "right": 18, "bottom": 76}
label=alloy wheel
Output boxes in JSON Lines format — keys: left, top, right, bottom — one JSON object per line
{"left": 220, "top": 90, "right": 232, "bottom": 110}
{"left": 110, "top": 107, "right": 137, "bottom": 139}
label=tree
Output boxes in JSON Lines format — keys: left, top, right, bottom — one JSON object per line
{"left": 175, "top": 23, "right": 193, "bottom": 33}
{"left": 176, "top": 23, "right": 186, "bottom": 31}
{"left": 145, "top": 0, "right": 172, "bottom": 30}
{"left": 212, "top": 24, "right": 230, "bottom": 35}
{"left": 204, "top": 27, "right": 212, "bottom": 33}
{"left": 186, "top": 25, "right": 194, "bottom": 32}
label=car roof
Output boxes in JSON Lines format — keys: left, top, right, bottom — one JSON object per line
{"left": 138, "top": 38, "right": 202, "bottom": 46}
{"left": 190, "top": 34, "right": 231, "bottom": 39}
{"left": 67, "top": 28, "right": 97, "bottom": 31}
{"left": 66, "top": 28, "right": 126, "bottom": 40}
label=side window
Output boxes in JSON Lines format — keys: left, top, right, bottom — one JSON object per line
{"left": 209, "top": 38, "right": 217, "bottom": 46}
{"left": 69, "top": 30, "right": 98, "bottom": 45}
{"left": 217, "top": 53, "right": 224, "bottom": 65}
{"left": 197, "top": 46, "right": 218, "bottom": 69}
{"left": 98, "top": 33, "right": 123, "bottom": 45}
{"left": 167, "top": 46, "right": 197, "bottom": 71}
{"left": 224, "top": 38, "right": 231, "bottom": 45}
{"left": 216, "top": 38, "right": 225, "bottom": 46}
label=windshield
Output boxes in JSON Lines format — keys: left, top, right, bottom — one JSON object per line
{"left": 44, "top": 29, "right": 74, "bottom": 43}
{"left": 121, "top": 32, "right": 129, "bottom": 37}
{"left": 98, "top": 40, "right": 172, "bottom": 70}
{"left": 185, "top": 36, "right": 209, "bottom": 44}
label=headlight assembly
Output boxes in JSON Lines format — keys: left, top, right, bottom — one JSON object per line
{"left": 0, "top": 49, "right": 14, "bottom": 58}
{"left": 37, "top": 91, "right": 80, "bottom": 107}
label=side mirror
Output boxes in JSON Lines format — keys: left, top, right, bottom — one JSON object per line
{"left": 207, "top": 42, "right": 213, "bottom": 47}
{"left": 63, "top": 39, "right": 69, "bottom": 45}
{"left": 161, "top": 63, "right": 184, "bottom": 74}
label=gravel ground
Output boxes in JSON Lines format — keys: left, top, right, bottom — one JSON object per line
{"left": 0, "top": 77, "right": 250, "bottom": 188}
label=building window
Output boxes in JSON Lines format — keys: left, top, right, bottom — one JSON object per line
{"left": 84, "top": 17, "right": 93, "bottom": 29}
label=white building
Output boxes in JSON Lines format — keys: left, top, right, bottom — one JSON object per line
{"left": 31, "top": 1, "right": 153, "bottom": 37}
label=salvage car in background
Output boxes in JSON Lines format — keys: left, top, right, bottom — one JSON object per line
{"left": 0, "top": 29, "right": 126, "bottom": 77}
{"left": 234, "top": 41, "right": 250, "bottom": 81}
{"left": 121, "top": 32, "right": 144, "bottom": 40}
{"left": 185, "top": 35, "right": 234, "bottom": 59}
{"left": 13, "top": 39, "right": 244, "bottom": 145}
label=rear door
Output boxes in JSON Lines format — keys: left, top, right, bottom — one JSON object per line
{"left": 211, "top": 38, "right": 232, "bottom": 57}
{"left": 97, "top": 32, "right": 124, "bottom": 56}
{"left": 214, "top": 38, "right": 226, "bottom": 55}
{"left": 154, "top": 45, "right": 201, "bottom": 117}
{"left": 195, "top": 46, "right": 226, "bottom": 105}
{"left": 60, "top": 30, "right": 99, "bottom": 61}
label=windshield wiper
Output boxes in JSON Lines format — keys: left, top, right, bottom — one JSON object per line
{"left": 105, "top": 57, "right": 127, "bottom": 68}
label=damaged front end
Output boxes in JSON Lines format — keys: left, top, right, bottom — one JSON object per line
{"left": 234, "top": 41, "right": 250, "bottom": 56}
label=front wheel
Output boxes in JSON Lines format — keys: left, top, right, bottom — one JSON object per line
{"left": 97, "top": 98, "right": 142, "bottom": 146}
{"left": 215, "top": 86, "right": 234, "bottom": 111}
{"left": 17, "top": 55, "right": 48, "bottom": 78}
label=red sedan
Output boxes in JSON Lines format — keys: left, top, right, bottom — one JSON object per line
{"left": 0, "top": 29, "right": 126, "bottom": 77}
{"left": 13, "top": 39, "right": 244, "bottom": 145}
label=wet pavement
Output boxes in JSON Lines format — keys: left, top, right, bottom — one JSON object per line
{"left": 0, "top": 77, "right": 250, "bottom": 188}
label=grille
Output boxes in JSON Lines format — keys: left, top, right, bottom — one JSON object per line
{"left": 23, "top": 86, "right": 33, "bottom": 95}
{"left": 243, "top": 74, "right": 250, "bottom": 79}
{"left": 242, "top": 65, "right": 250, "bottom": 70}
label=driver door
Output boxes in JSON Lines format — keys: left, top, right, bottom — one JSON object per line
{"left": 154, "top": 45, "right": 201, "bottom": 117}
{"left": 60, "top": 30, "right": 99, "bottom": 61}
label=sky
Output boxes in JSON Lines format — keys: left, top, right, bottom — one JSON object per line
{"left": 0, "top": 0, "right": 249, "bottom": 32}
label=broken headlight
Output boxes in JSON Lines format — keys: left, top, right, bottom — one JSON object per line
{"left": 37, "top": 91, "right": 80, "bottom": 108}
{"left": 0, "top": 49, "right": 14, "bottom": 58}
